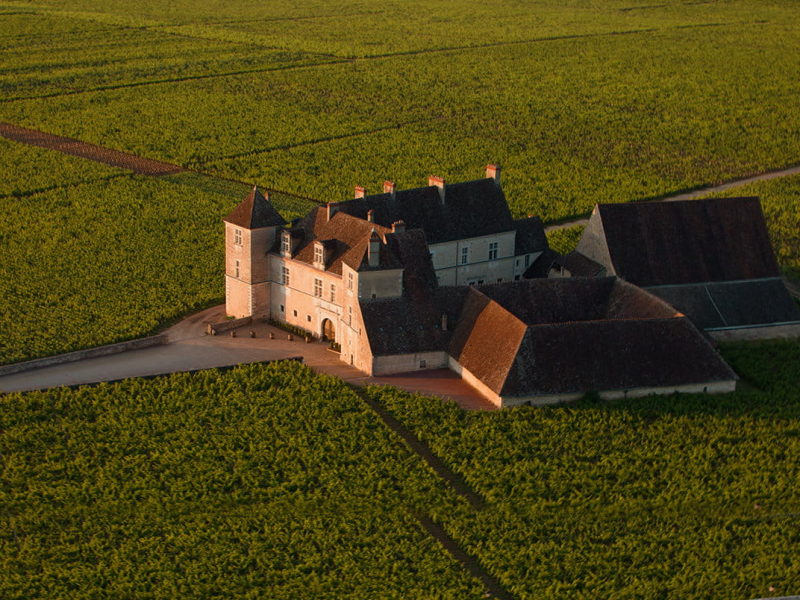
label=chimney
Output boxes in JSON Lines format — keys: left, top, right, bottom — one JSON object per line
{"left": 429, "top": 175, "right": 445, "bottom": 204}
{"left": 367, "top": 209, "right": 375, "bottom": 223}
{"left": 326, "top": 202, "right": 340, "bottom": 221}
{"left": 486, "top": 163, "right": 501, "bottom": 186}
{"left": 354, "top": 185, "right": 366, "bottom": 199}
{"left": 441, "top": 313, "right": 448, "bottom": 331}
{"left": 368, "top": 229, "right": 381, "bottom": 268}
{"left": 392, "top": 220, "right": 405, "bottom": 234}
{"left": 383, "top": 180, "right": 395, "bottom": 197}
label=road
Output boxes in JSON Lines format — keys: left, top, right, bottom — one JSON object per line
{"left": 545, "top": 163, "right": 800, "bottom": 232}
{"left": 0, "top": 306, "right": 496, "bottom": 410}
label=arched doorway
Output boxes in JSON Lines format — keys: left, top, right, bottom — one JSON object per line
{"left": 321, "top": 318, "right": 336, "bottom": 342}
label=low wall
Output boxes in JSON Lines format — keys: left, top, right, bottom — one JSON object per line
{"left": 0, "top": 334, "right": 169, "bottom": 378}
{"left": 207, "top": 316, "right": 252, "bottom": 336}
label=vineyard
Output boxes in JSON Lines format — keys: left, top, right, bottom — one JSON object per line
{"left": 367, "top": 338, "right": 800, "bottom": 598}
{"left": 2, "top": 344, "right": 799, "bottom": 598}
{"left": 0, "top": 2, "right": 799, "bottom": 221}
{"left": 0, "top": 361, "right": 485, "bottom": 598}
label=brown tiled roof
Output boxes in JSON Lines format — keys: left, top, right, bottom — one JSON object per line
{"left": 333, "top": 177, "right": 515, "bottom": 244}
{"left": 291, "top": 212, "right": 401, "bottom": 275}
{"left": 447, "top": 278, "right": 734, "bottom": 397}
{"left": 592, "top": 197, "right": 780, "bottom": 286}
{"left": 360, "top": 287, "right": 469, "bottom": 356}
{"left": 223, "top": 186, "right": 287, "bottom": 229}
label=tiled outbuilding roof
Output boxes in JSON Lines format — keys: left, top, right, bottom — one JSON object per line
{"left": 223, "top": 186, "right": 287, "bottom": 229}
{"left": 649, "top": 279, "right": 800, "bottom": 330}
{"left": 446, "top": 279, "right": 735, "bottom": 398}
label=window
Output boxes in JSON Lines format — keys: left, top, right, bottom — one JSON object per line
{"left": 293, "top": 310, "right": 297, "bottom": 317}
{"left": 330, "top": 284, "right": 336, "bottom": 303}
{"left": 488, "top": 241, "right": 498, "bottom": 260}
{"left": 280, "top": 304, "right": 284, "bottom": 312}
{"left": 497, "top": 278, "right": 503, "bottom": 283}
{"left": 314, "top": 278, "right": 323, "bottom": 298}
{"left": 371, "top": 293, "right": 376, "bottom": 299}
{"left": 307, "top": 315, "right": 311, "bottom": 322}
{"left": 282, "top": 266, "right": 290, "bottom": 286}
{"left": 419, "top": 360, "right": 427, "bottom": 369}
{"left": 314, "top": 244, "right": 324, "bottom": 265}
{"left": 348, "top": 272, "right": 354, "bottom": 290}
{"left": 235, "top": 260, "right": 240, "bottom": 278}
{"left": 524, "top": 254, "right": 531, "bottom": 268}
{"left": 234, "top": 228, "right": 242, "bottom": 246}
{"left": 281, "top": 233, "right": 290, "bottom": 254}
{"left": 477, "top": 279, "right": 484, "bottom": 284}
{"left": 348, "top": 306, "right": 352, "bottom": 325}
{"left": 461, "top": 247, "right": 469, "bottom": 265}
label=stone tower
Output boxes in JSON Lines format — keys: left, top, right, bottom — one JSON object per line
{"left": 223, "top": 186, "right": 286, "bottom": 319}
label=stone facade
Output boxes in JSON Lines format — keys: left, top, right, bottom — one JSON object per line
{"left": 222, "top": 170, "right": 739, "bottom": 407}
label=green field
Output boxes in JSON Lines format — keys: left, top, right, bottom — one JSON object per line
{"left": 2, "top": 345, "right": 799, "bottom": 598}
{"left": 0, "top": 361, "right": 484, "bottom": 598}
{"left": 2, "top": 0, "right": 800, "bottom": 364}
{"left": 1, "top": 1, "right": 800, "bottom": 221}
{"left": 2, "top": 3, "right": 800, "bottom": 595}
{"left": 368, "top": 338, "right": 800, "bottom": 598}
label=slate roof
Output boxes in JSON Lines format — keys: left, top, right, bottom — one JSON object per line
{"left": 552, "top": 251, "right": 606, "bottom": 277}
{"left": 330, "top": 177, "right": 516, "bottom": 244}
{"left": 498, "top": 319, "right": 736, "bottom": 397}
{"left": 446, "top": 278, "right": 735, "bottom": 398}
{"left": 649, "top": 279, "right": 800, "bottom": 329}
{"left": 589, "top": 197, "right": 780, "bottom": 286}
{"left": 223, "top": 186, "right": 287, "bottom": 229}
{"left": 360, "top": 287, "right": 469, "bottom": 356}
{"left": 513, "top": 216, "right": 549, "bottom": 256}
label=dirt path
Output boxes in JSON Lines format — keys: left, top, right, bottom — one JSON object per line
{"left": 415, "top": 514, "right": 513, "bottom": 600}
{"left": 545, "top": 163, "right": 800, "bottom": 232}
{"left": 0, "top": 122, "right": 184, "bottom": 176}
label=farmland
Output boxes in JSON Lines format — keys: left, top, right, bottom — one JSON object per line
{"left": 368, "top": 338, "right": 800, "bottom": 598}
{"left": 2, "top": 0, "right": 800, "bottom": 364}
{"left": 0, "top": 361, "right": 484, "bottom": 597}
{"left": 2, "top": 1, "right": 800, "bottom": 596}
{"left": 1, "top": 1, "right": 799, "bottom": 221}
{"left": 2, "top": 344, "right": 799, "bottom": 598}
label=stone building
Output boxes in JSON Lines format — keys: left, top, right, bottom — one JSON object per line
{"left": 554, "top": 197, "right": 800, "bottom": 337}
{"left": 223, "top": 167, "right": 739, "bottom": 407}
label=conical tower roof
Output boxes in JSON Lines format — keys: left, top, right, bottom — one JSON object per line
{"left": 224, "top": 186, "right": 287, "bottom": 229}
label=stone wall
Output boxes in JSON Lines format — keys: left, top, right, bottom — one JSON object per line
{"left": 0, "top": 334, "right": 169, "bottom": 378}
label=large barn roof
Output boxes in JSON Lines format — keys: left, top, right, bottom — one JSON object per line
{"left": 587, "top": 197, "right": 780, "bottom": 286}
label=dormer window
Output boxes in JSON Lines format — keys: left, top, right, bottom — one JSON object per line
{"left": 314, "top": 242, "right": 324, "bottom": 268}
{"left": 281, "top": 231, "right": 291, "bottom": 256}
{"left": 234, "top": 228, "right": 243, "bottom": 246}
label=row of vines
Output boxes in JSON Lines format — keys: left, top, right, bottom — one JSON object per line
{"left": 2, "top": 6, "right": 800, "bottom": 221}
{"left": 0, "top": 361, "right": 485, "bottom": 598}
{"left": 367, "top": 338, "right": 800, "bottom": 598}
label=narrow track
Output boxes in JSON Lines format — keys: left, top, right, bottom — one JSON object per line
{"left": 352, "top": 386, "right": 485, "bottom": 511}
{"left": 351, "top": 385, "right": 514, "bottom": 598}
{"left": 0, "top": 122, "right": 183, "bottom": 175}
{"left": 545, "top": 163, "right": 800, "bottom": 232}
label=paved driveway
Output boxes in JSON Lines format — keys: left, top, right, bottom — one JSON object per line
{"left": 0, "top": 306, "right": 496, "bottom": 410}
